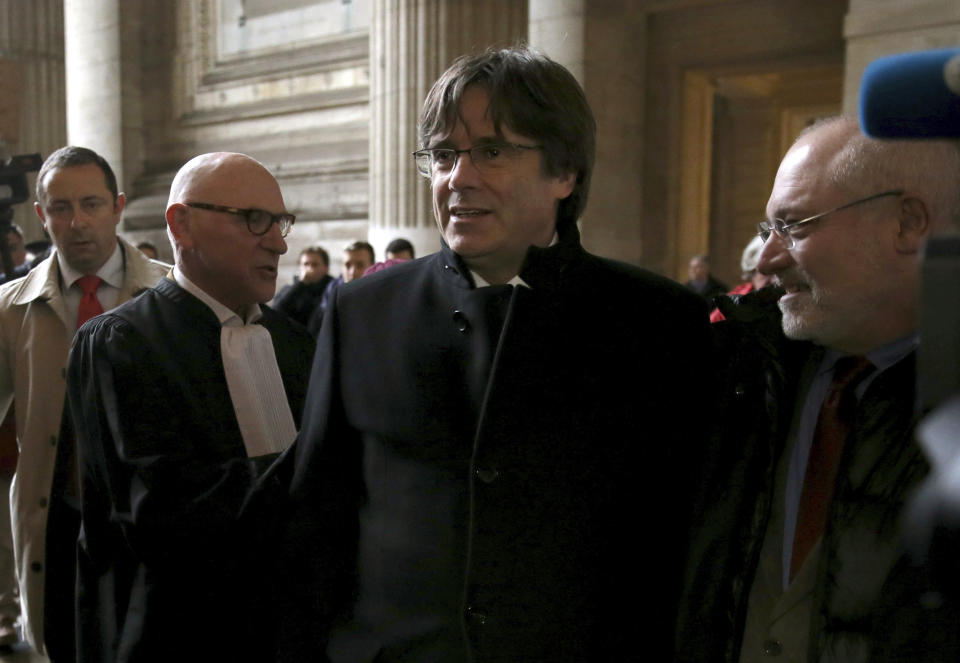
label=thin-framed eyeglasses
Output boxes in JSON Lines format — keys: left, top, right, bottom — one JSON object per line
{"left": 413, "top": 142, "right": 542, "bottom": 178}
{"left": 185, "top": 202, "right": 295, "bottom": 238}
{"left": 756, "top": 189, "right": 903, "bottom": 249}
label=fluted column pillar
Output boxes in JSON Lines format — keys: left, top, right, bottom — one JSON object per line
{"left": 0, "top": 0, "right": 65, "bottom": 238}
{"left": 367, "top": 0, "right": 527, "bottom": 259}
{"left": 64, "top": 0, "right": 123, "bottom": 188}
{"left": 529, "top": 1, "right": 649, "bottom": 267}
{"left": 528, "top": 0, "right": 585, "bottom": 84}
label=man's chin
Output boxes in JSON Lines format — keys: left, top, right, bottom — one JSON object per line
{"left": 779, "top": 299, "right": 820, "bottom": 342}
{"left": 63, "top": 249, "right": 107, "bottom": 275}
{"left": 780, "top": 305, "right": 836, "bottom": 344}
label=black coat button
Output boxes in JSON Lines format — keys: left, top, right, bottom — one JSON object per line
{"left": 453, "top": 310, "right": 469, "bottom": 333}
{"left": 762, "top": 639, "right": 782, "bottom": 656}
{"left": 30, "top": 562, "right": 42, "bottom": 573}
{"left": 465, "top": 606, "right": 487, "bottom": 625}
{"left": 476, "top": 467, "right": 499, "bottom": 483}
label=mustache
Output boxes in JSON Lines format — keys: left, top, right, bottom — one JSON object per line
{"left": 774, "top": 267, "right": 810, "bottom": 289}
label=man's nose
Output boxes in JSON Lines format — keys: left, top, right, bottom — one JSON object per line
{"left": 447, "top": 151, "right": 481, "bottom": 190}
{"left": 756, "top": 233, "right": 793, "bottom": 275}
{"left": 70, "top": 206, "right": 90, "bottom": 227}
{"left": 261, "top": 220, "right": 287, "bottom": 255}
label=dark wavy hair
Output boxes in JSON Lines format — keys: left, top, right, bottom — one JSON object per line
{"left": 418, "top": 46, "right": 596, "bottom": 233}
{"left": 35, "top": 145, "right": 119, "bottom": 203}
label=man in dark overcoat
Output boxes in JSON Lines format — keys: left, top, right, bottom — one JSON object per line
{"left": 275, "top": 46, "right": 712, "bottom": 662}
{"left": 675, "top": 117, "right": 960, "bottom": 663}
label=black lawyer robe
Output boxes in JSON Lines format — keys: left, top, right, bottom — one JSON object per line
{"left": 66, "top": 278, "right": 314, "bottom": 663}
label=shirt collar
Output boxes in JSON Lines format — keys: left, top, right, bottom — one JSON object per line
{"left": 58, "top": 240, "right": 124, "bottom": 290}
{"left": 467, "top": 232, "right": 558, "bottom": 289}
{"left": 470, "top": 270, "right": 529, "bottom": 289}
{"left": 819, "top": 332, "right": 919, "bottom": 376}
{"left": 172, "top": 265, "right": 262, "bottom": 325}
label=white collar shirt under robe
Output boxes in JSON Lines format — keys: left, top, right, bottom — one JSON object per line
{"left": 173, "top": 266, "right": 297, "bottom": 457}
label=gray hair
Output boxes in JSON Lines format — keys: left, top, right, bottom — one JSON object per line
{"left": 797, "top": 115, "right": 960, "bottom": 233}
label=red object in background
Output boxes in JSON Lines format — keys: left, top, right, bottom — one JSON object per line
{"left": 709, "top": 282, "right": 755, "bottom": 323}
{"left": 363, "top": 258, "right": 409, "bottom": 276}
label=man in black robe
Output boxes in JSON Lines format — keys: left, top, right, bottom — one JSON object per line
{"left": 67, "top": 152, "right": 313, "bottom": 662}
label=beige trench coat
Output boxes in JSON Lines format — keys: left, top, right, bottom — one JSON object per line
{"left": 0, "top": 239, "right": 167, "bottom": 654}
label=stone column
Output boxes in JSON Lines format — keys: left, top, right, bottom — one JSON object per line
{"left": 0, "top": 0, "right": 66, "bottom": 239}
{"left": 528, "top": 0, "right": 585, "bottom": 83}
{"left": 528, "top": 1, "right": 648, "bottom": 267}
{"left": 367, "top": 0, "right": 527, "bottom": 259}
{"left": 64, "top": 0, "right": 123, "bottom": 188}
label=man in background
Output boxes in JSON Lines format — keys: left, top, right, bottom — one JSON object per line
{"left": 385, "top": 237, "right": 415, "bottom": 261}
{"left": 684, "top": 253, "right": 728, "bottom": 306}
{"left": 342, "top": 240, "right": 374, "bottom": 283}
{"left": 306, "top": 239, "right": 375, "bottom": 334}
{"left": 0, "top": 146, "right": 167, "bottom": 660}
{"left": 5, "top": 226, "right": 27, "bottom": 270}
{"left": 273, "top": 245, "right": 333, "bottom": 330}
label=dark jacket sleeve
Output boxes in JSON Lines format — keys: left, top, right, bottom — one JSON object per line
{"left": 272, "top": 287, "right": 362, "bottom": 662}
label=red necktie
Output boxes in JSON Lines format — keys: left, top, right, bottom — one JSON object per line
{"left": 76, "top": 275, "right": 104, "bottom": 327}
{"left": 790, "top": 355, "right": 874, "bottom": 580}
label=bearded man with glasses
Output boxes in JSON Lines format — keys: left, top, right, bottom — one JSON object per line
{"left": 274, "top": 46, "right": 712, "bottom": 662}
{"left": 65, "top": 152, "right": 314, "bottom": 662}
{"left": 675, "top": 115, "right": 960, "bottom": 663}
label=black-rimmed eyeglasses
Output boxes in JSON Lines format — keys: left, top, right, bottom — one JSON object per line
{"left": 757, "top": 189, "right": 903, "bottom": 249}
{"left": 185, "top": 202, "right": 295, "bottom": 238}
{"left": 413, "top": 142, "right": 542, "bottom": 178}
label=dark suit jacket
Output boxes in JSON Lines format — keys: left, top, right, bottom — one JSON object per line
{"left": 274, "top": 227, "right": 713, "bottom": 662}
{"left": 273, "top": 273, "right": 334, "bottom": 332}
{"left": 66, "top": 278, "right": 314, "bottom": 663}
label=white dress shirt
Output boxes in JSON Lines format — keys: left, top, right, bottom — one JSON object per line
{"left": 57, "top": 241, "right": 124, "bottom": 335}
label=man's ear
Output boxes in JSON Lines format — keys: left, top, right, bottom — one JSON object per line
{"left": 895, "top": 195, "right": 931, "bottom": 255}
{"left": 553, "top": 171, "right": 576, "bottom": 201}
{"left": 165, "top": 203, "right": 193, "bottom": 251}
{"left": 33, "top": 202, "right": 48, "bottom": 234}
{"left": 112, "top": 192, "right": 126, "bottom": 223}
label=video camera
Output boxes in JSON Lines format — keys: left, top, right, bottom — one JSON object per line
{"left": 0, "top": 152, "right": 42, "bottom": 208}
{"left": 0, "top": 151, "right": 42, "bottom": 279}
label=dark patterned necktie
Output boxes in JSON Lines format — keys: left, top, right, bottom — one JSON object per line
{"left": 790, "top": 355, "right": 874, "bottom": 580}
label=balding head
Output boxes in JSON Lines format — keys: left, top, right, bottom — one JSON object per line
{"left": 166, "top": 152, "right": 278, "bottom": 229}
{"left": 165, "top": 152, "right": 290, "bottom": 315}
{"left": 757, "top": 115, "right": 960, "bottom": 353}
{"left": 794, "top": 116, "right": 960, "bottom": 234}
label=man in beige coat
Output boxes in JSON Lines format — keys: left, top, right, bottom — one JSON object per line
{"left": 0, "top": 146, "right": 167, "bottom": 660}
